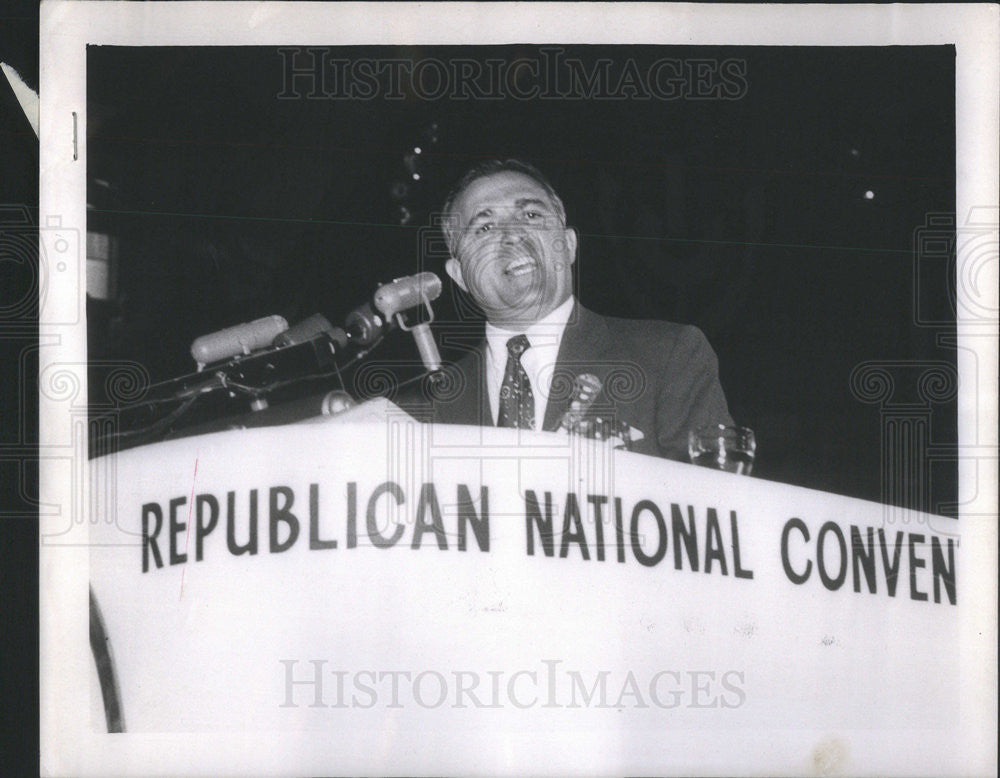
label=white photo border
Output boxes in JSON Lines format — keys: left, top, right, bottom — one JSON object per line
{"left": 39, "top": 3, "right": 998, "bottom": 776}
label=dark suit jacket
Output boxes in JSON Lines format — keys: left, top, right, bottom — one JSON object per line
{"left": 402, "top": 303, "right": 733, "bottom": 461}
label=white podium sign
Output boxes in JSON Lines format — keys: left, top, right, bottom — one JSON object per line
{"left": 85, "top": 418, "right": 967, "bottom": 774}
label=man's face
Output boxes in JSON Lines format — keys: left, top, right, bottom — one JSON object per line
{"left": 445, "top": 171, "right": 577, "bottom": 329}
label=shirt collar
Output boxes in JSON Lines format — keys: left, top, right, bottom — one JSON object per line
{"left": 484, "top": 295, "right": 575, "bottom": 366}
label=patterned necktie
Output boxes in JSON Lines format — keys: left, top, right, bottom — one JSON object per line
{"left": 497, "top": 334, "right": 535, "bottom": 429}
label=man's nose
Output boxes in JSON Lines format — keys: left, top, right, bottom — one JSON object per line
{"left": 500, "top": 220, "right": 527, "bottom": 244}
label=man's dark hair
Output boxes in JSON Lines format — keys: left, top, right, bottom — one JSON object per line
{"left": 440, "top": 159, "right": 567, "bottom": 252}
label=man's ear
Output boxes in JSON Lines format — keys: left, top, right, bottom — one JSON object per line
{"left": 445, "top": 257, "right": 468, "bottom": 292}
{"left": 564, "top": 227, "right": 578, "bottom": 265}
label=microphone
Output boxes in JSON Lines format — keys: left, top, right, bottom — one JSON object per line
{"left": 273, "top": 314, "right": 348, "bottom": 350}
{"left": 558, "top": 373, "right": 641, "bottom": 449}
{"left": 559, "top": 373, "right": 603, "bottom": 432}
{"left": 373, "top": 272, "right": 443, "bottom": 372}
{"left": 190, "top": 315, "right": 288, "bottom": 367}
{"left": 345, "top": 302, "right": 389, "bottom": 347}
{"left": 318, "top": 389, "right": 357, "bottom": 416}
{"left": 372, "top": 271, "right": 442, "bottom": 317}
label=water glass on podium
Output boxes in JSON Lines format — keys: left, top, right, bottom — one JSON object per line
{"left": 688, "top": 424, "right": 756, "bottom": 475}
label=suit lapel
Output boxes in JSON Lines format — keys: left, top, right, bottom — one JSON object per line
{"left": 441, "top": 342, "right": 494, "bottom": 427}
{"left": 542, "top": 304, "right": 615, "bottom": 431}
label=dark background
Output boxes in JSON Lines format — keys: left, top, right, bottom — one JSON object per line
{"left": 1, "top": 0, "right": 38, "bottom": 770}
{"left": 86, "top": 44, "right": 957, "bottom": 514}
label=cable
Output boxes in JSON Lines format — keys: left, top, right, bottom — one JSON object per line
{"left": 110, "top": 393, "right": 202, "bottom": 441}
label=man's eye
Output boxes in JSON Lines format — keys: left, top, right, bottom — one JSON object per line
{"left": 476, "top": 222, "right": 493, "bottom": 233}
{"left": 525, "top": 211, "right": 541, "bottom": 219}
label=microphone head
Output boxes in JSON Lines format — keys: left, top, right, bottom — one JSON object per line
{"left": 190, "top": 315, "right": 288, "bottom": 365}
{"left": 320, "top": 390, "right": 357, "bottom": 416}
{"left": 272, "top": 313, "right": 337, "bottom": 347}
{"left": 345, "top": 302, "right": 387, "bottom": 346}
{"left": 373, "top": 272, "right": 442, "bottom": 318}
{"left": 326, "top": 326, "right": 349, "bottom": 350}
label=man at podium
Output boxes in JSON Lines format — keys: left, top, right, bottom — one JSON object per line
{"left": 408, "top": 159, "right": 733, "bottom": 462}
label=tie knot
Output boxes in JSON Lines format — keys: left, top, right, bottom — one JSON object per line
{"left": 506, "top": 334, "right": 530, "bottom": 359}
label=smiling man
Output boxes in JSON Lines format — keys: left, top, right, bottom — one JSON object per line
{"left": 418, "top": 158, "right": 734, "bottom": 461}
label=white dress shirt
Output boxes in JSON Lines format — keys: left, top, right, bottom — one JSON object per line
{"left": 484, "top": 295, "right": 575, "bottom": 431}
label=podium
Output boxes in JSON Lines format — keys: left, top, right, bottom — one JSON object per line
{"left": 84, "top": 404, "right": 969, "bottom": 774}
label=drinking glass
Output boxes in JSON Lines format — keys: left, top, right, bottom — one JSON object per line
{"left": 688, "top": 424, "right": 756, "bottom": 475}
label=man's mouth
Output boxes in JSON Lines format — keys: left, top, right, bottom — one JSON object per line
{"left": 503, "top": 257, "right": 536, "bottom": 276}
